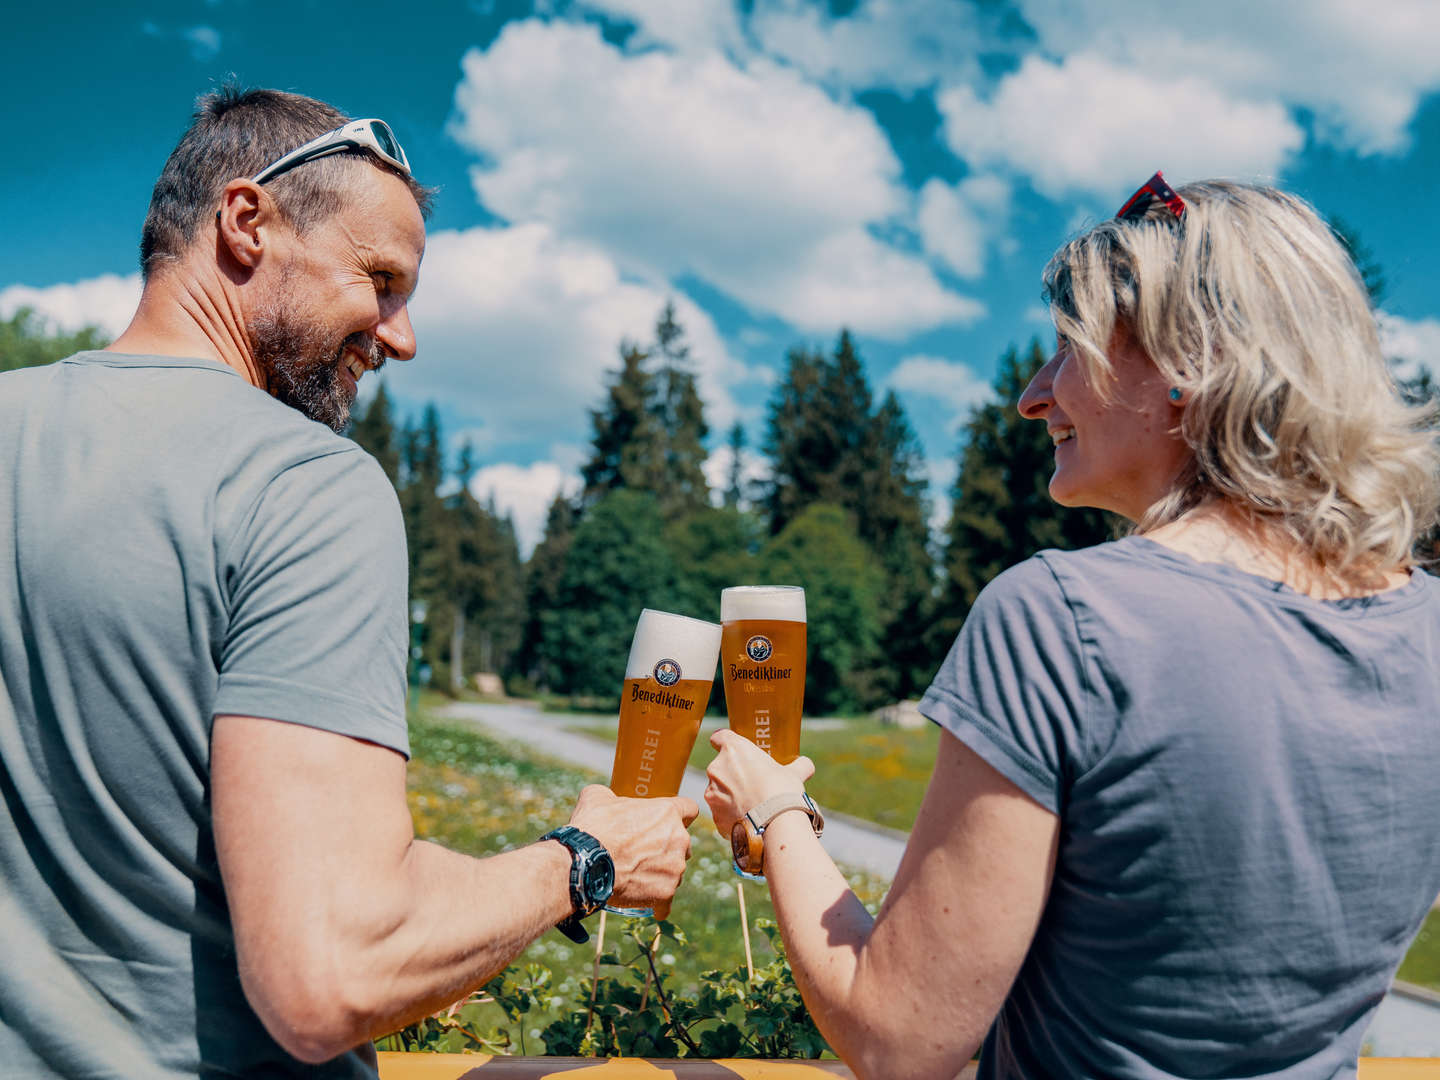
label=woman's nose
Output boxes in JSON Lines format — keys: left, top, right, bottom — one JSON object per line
{"left": 1018, "top": 356, "right": 1058, "bottom": 419}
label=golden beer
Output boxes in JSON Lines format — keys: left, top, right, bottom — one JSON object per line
{"left": 611, "top": 677, "right": 712, "bottom": 798}
{"left": 719, "top": 587, "right": 806, "bottom": 765}
{"left": 606, "top": 608, "right": 722, "bottom": 917}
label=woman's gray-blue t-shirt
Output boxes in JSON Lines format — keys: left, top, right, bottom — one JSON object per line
{"left": 920, "top": 537, "right": 1440, "bottom": 1079}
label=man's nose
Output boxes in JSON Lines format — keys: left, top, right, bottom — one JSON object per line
{"left": 1018, "top": 356, "right": 1058, "bottom": 419}
{"left": 376, "top": 301, "right": 417, "bottom": 362}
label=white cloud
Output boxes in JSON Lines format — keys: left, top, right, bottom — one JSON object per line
{"left": 141, "top": 21, "right": 222, "bottom": 61}
{"left": 0, "top": 273, "right": 141, "bottom": 339}
{"left": 395, "top": 223, "right": 760, "bottom": 455}
{"left": 915, "top": 174, "right": 1011, "bottom": 279}
{"left": 753, "top": 228, "right": 983, "bottom": 339}
{"left": 562, "top": 0, "right": 745, "bottom": 55}
{"left": 467, "top": 459, "right": 580, "bottom": 556}
{"left": 747, "top": 0, "right": 987, "bottom": 92}
{"left": 1019, "top": 0, "right": 1440, "bottom": 156}
{"left": 884, "top": 354, "right": 993, "bottom": 434}
{"left": 449, "top": 18, "right": 981, "bottom": 338}
{"left": 924, "top": 455, "right": 958, "bottom": 541}
{"left": 1378, "top": 311, "right": 1440, "bottom": 383}
{"left": 702, "top": 445, "right": 770, "bottom": 509}
{"left": 182, "top": 26, "right": 222, "bottom": 61}
{"left": 938, "top": 52, "right": 1303, "bottom": 201}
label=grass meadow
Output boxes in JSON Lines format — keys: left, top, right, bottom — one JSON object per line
{"left": 394, "top": 695, "right": 1440, "bottom": 1053}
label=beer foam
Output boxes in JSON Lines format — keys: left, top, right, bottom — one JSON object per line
{"left": 720, "top": 585, "right": 806, "bottom": 623}
{"left": 625, "top": 609, "right": 723, "bottom": 681}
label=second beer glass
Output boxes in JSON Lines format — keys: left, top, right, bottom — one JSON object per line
{"left": 607, "top": 608, "right": 721, "bottom": 916}
{"left": 719, "top": 586, "right": 806, "bottom": 880}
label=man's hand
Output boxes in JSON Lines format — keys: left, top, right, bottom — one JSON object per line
{"left": 567, "top": 785, "right": 697, "bottom": 914}
{"left": 704, "top": 729, "right": 815, "bottom": 839}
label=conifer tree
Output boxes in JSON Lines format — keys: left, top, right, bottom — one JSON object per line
{"left": 761, "top": 330, "right": 934, "bottom": 702}
{"left": 724, "top": 421, "right": 747, "bottom": 508}
{"left": 347, "top": 381, "right": 400, "bottom": 485}
{"left": 516, "top": 493, "right": 579, "bottom": 691}
{"left": 445, "top": 443, "right": 526, "bottom": 687}
{"left": 932, "top": 341, "right": 1115, "bottom": 657}
{"left": 581, "top": 344, "right": 665, "bottom": 504}
{"left": 650, "top": 301, "right": 710, "bottom": 518}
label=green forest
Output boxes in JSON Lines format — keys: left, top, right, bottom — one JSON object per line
{"left": 5, "top": 286, "right": 1432, "bottom": 715}
{"left": 343, "top": 300, "right": 1124, "bottom": 715}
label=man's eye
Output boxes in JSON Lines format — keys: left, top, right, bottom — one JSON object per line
{"left": 372, "top": 272, "right": 394, "bottom": 293}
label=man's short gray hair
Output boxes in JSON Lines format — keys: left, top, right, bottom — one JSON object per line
{"left": 139, "top": 85, "right": 433, "bottom": 279}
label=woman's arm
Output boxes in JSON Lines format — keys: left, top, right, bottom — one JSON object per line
{"left": 706, "top": 728, "right": 1058, "bottom": 1080}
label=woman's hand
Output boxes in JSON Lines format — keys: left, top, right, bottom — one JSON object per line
{"left": 704, "top": 729, "right": 815, "bottom": 838}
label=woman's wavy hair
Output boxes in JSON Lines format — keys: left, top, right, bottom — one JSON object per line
{"left": 1043, "top": 179, "right": 1440, "bottom": 582}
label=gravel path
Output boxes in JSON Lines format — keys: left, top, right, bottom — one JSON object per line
{"left": 436, "top": 700, "right": 907, "bottom": 880}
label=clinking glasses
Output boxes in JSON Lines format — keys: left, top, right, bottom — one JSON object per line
{"left": 1116, "top": 171, "right": 1185, "bottom": 220}
{"left": 251, "top": 118, "right": 411, "bottom": 185}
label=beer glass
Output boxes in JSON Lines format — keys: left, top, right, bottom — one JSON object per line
{"left": 606, "top": 608, "right": 721, "bottom": 916}
{"left": 719, "top": 586, "right": 806, "bottom": 880}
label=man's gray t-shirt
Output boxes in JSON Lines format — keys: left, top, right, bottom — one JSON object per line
{"left": 920, "top": 537, "right": 1440, "bottom": 1078}
{"left": 0, "top": 352, "right": 410, "bottom": 1076}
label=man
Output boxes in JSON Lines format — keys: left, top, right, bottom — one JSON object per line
{"left": 0, "top": 87, "right": 696, "bottom": 1076}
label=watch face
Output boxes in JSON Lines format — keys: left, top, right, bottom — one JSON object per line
{"left": 730, "top": 819, "right": 758, "bottom": 874}
{"left": 583, "top": 853, "right": 615, "bottom": 904}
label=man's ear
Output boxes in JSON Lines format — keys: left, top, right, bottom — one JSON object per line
{"left": 216, "top": 179, "right": 281, "bottom": 271}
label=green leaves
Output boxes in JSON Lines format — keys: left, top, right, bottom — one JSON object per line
{"left": 0, "top": 307, "right": 109, "bottom": 373}
{"left": 379, "top": 914, "right": 831, "bottom": 1059}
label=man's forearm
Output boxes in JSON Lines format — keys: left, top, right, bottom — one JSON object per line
{"left": 347, "top": 837, "right": 575, "bottom": 1041}
{"left": 241, "top": 835, "right": 575, "bottom": 1063}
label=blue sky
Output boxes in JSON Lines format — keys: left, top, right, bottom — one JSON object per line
{"left": 7, "top": 0, "right": 1440, "bottom": 551}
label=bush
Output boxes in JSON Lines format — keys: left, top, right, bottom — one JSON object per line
{"left": 376, "top": 917, "right": 830, "bottom": 1058}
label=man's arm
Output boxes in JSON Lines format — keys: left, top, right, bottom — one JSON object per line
{"left": 212, "top": 713, "right": 695, "bottom": 1064}
{"left": 706, "top": 729, "right": 1058, "bottom": 1080}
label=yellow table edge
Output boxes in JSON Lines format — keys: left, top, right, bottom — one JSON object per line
{"left": 377, "top": 1054, "right": 1440, "bottom": 1079}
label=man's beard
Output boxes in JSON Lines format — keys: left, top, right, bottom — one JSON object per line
{"left": 250, "top": 298, "right": 384, "bottom": 433}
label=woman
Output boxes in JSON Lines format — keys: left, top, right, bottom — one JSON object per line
{"left": 705, "top": 176, "right": 1440, "bottom": 1079}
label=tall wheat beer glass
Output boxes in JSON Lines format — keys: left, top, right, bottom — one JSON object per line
{"left": 607, "top": 608, "right": 721, "bottom": 916}
{"left": 719, "top": 586, "right": 806, "bottom": 880}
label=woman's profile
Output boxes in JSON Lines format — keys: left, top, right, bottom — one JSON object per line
{"left": 706, "top": 175, "right": 1440, "bottom": 1079}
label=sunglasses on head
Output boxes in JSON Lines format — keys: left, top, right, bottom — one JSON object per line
{"left": 251, "top": 118, "right": 411, "bottom": 185}
{"left": 1116, "top": 171, "right": 1185, "bottom": 220}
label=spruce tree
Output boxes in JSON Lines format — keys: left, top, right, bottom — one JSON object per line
{"left": 516, "top": 493, "right": 579, "bottom": 691}
{"left": 347, "top": 381, "right": 400, "bottom": 486}
{"left": 761, "top": 330, "right": 934, "bottom": 702}
{"left": 650, "top": 301, "right": 711, "bottom": 518}
{"left": 724, "top": 421, "right": 747, "bottom": 508}
{"left": 932, "top": 341, "right": 1115, "bottom": 657}
{"left": 581, "top": 344, "right": 665, "bottom": 504}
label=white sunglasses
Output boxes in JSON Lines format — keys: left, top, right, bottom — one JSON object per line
{"left": 251, "top": 118, "right": 411, "bottom": 185}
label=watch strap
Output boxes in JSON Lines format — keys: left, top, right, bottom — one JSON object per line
{"left": 540, "top": 825, "right": 611, "bottom": 944}
{"left": 744, "top": 791, "right": 824, "bottom": 837}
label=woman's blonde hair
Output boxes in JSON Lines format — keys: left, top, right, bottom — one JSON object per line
{"left": 1043, "top": 179, "right": 1439, "bottom": 581}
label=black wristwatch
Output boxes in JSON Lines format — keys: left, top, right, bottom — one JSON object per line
{"left": 539, "top": 825, "right": 615, "bottom": 944}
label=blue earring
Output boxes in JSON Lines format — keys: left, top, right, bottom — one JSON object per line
{"left": 1168, "top": 387, "right": 1182, "bottom": 402}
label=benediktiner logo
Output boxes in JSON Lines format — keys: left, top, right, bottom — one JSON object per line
{"left": 745, "top": 635, "right": 773, "bottom": 663}
{"left": 653, "top": 658, "right": 682, "bottom": 686}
